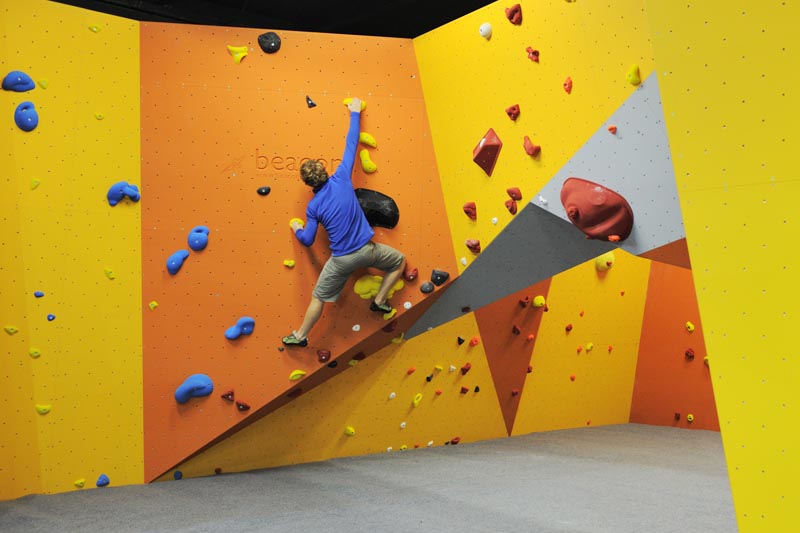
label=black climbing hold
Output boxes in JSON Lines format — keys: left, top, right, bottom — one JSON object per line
{"left": 461, "top": 306, "right": 471, "bottom": 313}
{"left": 457, "top": 337, "right": 465, "bottom": 345}
{"left": 431, "top": 269, "right": 450, "bottom": 286}
{"left": 278, "top": 346, "right": 285, "bottom": 352}
{"left": 327, "top": 360, "right": 338, "bottom": 368}
{"left": 353, "top": 352, "right": 366, "bottom": 361}
{"left": 257, "top": 31, "right": 281, "bottom": 54}
{"left": 426, "top": 374, "right": 433, "bottom": 382}
{"left": 474, "top": 386, "right": 480, "bottom": 393}
{"left": 257, "top": 186, "right": 271, "bottom": 196}
{"left": 354, "top": 188, "right": 400, "bottom": 229}
{"left": 420, "top": 281, "right": 434, "bottom": 294}
{"left": 306, "top": 95, "right": 317, "bottom": 108}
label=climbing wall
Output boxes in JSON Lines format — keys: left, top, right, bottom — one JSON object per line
{"left": 646, "top": 1, "right": 800, "bottom": 528}
{"left": 139, "top": 23, "right": 456, "bottom": 481}
{"left": 631, "top": 261, "right": 718, "bottom": 431}
{"left": 0, "top": 0, "right": 143, "bottom": 499}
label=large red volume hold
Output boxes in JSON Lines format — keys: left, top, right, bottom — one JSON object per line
{"left": 559, "top": 177, "right": 634, "bottom": 241}
{"left": 473, "top": 128, "right": 503, "bottom": 176}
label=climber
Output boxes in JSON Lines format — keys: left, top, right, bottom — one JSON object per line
{"left": 283, "top": 97, "right": 405, "bottom": 347}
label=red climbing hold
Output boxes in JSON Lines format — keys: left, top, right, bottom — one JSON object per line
{"left": 461, "top": 362, "right": 472, "bottom": 375}
{"left": 382, "top": 320, "right": 398, "bottom": 333}
{"left": 450, "top": 436, "right": 461, "bottom": 445}
{"left": 507, "top": 187, "right": 523, "bottom": 201}
{"left": 523, "top": 136, "right": 541, "bottom": 157}
{"left": 608, "top": 125, "right": 618, "bottom": 134}
{"left": 576, "top": 346, "right": 583, "bottom": 354}
{"left": 505, "top": 4, "right": 522, "bottom": 25}
{"left": 473, "top": 128, "right": 502, "bottom": 177}
{"left": 435, "top": 389, "right": 443, "bottom": 395}
{"left": 569, "top": 374, "right": 576, "bottom": 382}
{"left": 469, "top": 336, "right": 480, "bottom": 347}
{"left": 565, "top": 323, "right": 573, "bottom": 332}
{"left": 511, "top": 388, "right": 520, "bottom": 396}
{"left": 465, "top": 239, "right": 481, "bottom": 254}
{"left": 463, "top": 201, "right": 477, "bottom": 220}
{"left": 527, "top": 334, "right": 535, "bottom": 341}
{"left": 560, "top": 177, "right": 634, "bottom": 241}
{"left": 518, "top": 296, "right": 530, "bottom": 307}
{"left": 527, "top": 365, "right": 533, "bottom": 373}
{"left": 526, "top": 47, "right": 540, "bottom": 62}
{"left": 317, "top": 349, "right": 331, "bottom": 363}
{"left": 512, "top": 324, "right": 521, "bottom": 335}
{"left": 505, "top": 104, "right": 521, "bottom": 121}
{"left": 505, "top": 199, "right": 518, "bottom": 215}
{"left": 235, "top": 401, "right": 250, "bottom": 412}
{"left": 608, "top": 345, "right": 614, "bottom": 353}
{"left": 685, "top": 348, "right": 695, "bottom": 361}
{"left": 403, "top": 266, "right": 418, "bottom": 282}
{"left": 353, "top": 352, "right": 366, "bottom": 361}
{"left": 460, "top": 386, "right": 469, "bottom": 394}
{"left": 220, "top": 390, "right": 234, "bottom": 402}
{"left": 407, "top": 367, "right": 416, "bottom": 375}
{"left": 563, "top": 76, "right": 573, "bottom": 94}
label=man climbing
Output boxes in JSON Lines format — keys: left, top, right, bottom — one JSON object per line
{"left": 282, "top": 97, "right": 405, "bottom": 347}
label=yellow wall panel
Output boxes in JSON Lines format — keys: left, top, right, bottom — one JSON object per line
{"left": 646, "top": 1, "right": 799, "bottom": 528}
{"left": 414, "top": 0, "right": 654, "bottom": 273}
{"left": 0, "top": 0, "right": 143, "bottom": 498}
{"left": 513, "top": 250, "right": 650, "bottom": 434}
{"left": 162, "top": 313, "right": 507, "bottom": 479}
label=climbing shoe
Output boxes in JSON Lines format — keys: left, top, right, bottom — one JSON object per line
{"left": 282, "top": 332, "right": 308, "bottom": 347}
{"left": 370, "top": 300, "right": 393, "bottom": 314}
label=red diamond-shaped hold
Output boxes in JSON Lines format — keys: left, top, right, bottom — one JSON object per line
{"left": 473, "top": 128, "right": 502, "bottom": 176}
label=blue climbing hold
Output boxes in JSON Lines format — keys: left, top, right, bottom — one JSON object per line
{"left": 14, "top": 101, "right": 38, "bottom": 132}
{"left": 34, "top": 291, "right": 44, "bottom": 298}
{"left": 96, "top": 474, "right": 110, "bottom": 487}
{"left": 166, "top": 250, "right": 190, "bottom": 275}
{"left": 2, "top": 71, "right": 35, "bottom": 92}
{"left": 175, "top": 373, "right": 214, "bottom": 404}
{"left": 225, "top": 316, "right": 255, "bottom": 340}
{"left": 188, "top": 226, "right": 210, "bottom": 251}
{"left": 173, "top": 471, "right": 183, "bottom": 480}
{"left": 106, "top": 181, "right": 141, "bottom": 206}
{"left": 47, "top": 314, "right": 55, "bottom": 321}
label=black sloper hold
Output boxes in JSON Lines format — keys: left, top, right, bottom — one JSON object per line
{"left": 431, "top": 269, "right": 450, "bottom": 286}
{"left": 258, "top": 31, "right": 282, "bottom": 54}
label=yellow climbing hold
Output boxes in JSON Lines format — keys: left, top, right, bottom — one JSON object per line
{"left": 434, "top": 365, "right": 444, "bottom": 372}
{"left": 289, "top": 217, "right": 304, "bottom": 230}
{"left": 148, "top": 301, "right": 159, "bottom": 310}
{"left": 685, "top": 321, "right": 695, "bottom": 332}
{"left": 4, "top": 325, "right": 19, "bottom": 335}
{"left": 383, "top": 308, "right": 397, "bottom": 321}
{"left": 104, "top": 268, "right": 115, "bottom": 280}
{"left": 391, "top": 333, "right": 404, "bottom": 344}
{"left": 88, "top": 24, "right": 101, "bottom": 33}
{"left": 344, "top": 425, "right": 356, "bottom": 436}
{"left": 359, "top": 149, "right": 377, "bottom": 173}
{"left": 348, "top": 359, "right": 359, "bottom": 367}
{"left": 95, "top": 113, "right": 105, "bottom": 120}
{"left": 36, "top": 404, "right": 52, "bottom": 415}
{"left": 227, "top": 45, "right": 249, "bottom": 64}
{"left": 353, "top": 274, "right": 403, "bottom": 300}
{"left": 38, "top": 80, "right": 48, "bottom": 89}
{"left": 29, "top": 348, "right": 41, "bottom": 359}
{"left": 626, "top": 64, "right": 641, "bottom": 86}
{"left": 687, "top": 413, "right": 695, "bottom": 423}
{"left": 289, "top": 369, "right": 307, "bottom": 381}
{"left": 412, "top": 393, "right": 423, "bottom": 407}
{"left": 585, "top": 342, "right": 594, "bottom": 352}
{"left": 399, "top": 444, "right": 408, "bottom": 450}
{"left": 595, "top": 251, "right": 615, "bottom": 272}
{"left": 532, "top": 296, "right": 546, "bottom": 308}
{"left": 343, "top": 97, "right": 367, "bottom": 111}
{"left": 359, "top": 132, "right": 377, "bottom": 148}
{"left": 30, "top": 179, "right": 41, "bottom": 190}
{"left": 283, "top": 259, "right": 296, "bottom": 268}
{"left": 74, "top": 478, "right": 86, "bottom": 488}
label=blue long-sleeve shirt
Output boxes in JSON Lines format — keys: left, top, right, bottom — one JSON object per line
{"left": 294, "top": 111, "right": 375, "bottom": 256}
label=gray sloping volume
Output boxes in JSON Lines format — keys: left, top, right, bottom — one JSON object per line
{"left": 406, "top": 205, "right": 615, "bottom": 339}
{"left": 533, "top": 72, "right": 684, "bottom": 256}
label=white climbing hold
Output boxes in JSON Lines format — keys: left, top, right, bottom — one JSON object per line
{"left": 352, "top": 324, "right": 361, "bottom": 332}
{"left": 491, "top": 217, "right": 498, "bottom": 225}
{"left": 388, "top": 392, "right": 396, "bottom": 400}
{"left": 427, "top": 440, "right": 434, "bottom": 447}
{"left": 539, "top": 195, "right": 548, "bottom": 206}
{"left": 460, "top": 257, "right": 467, "bottom": 266}
{"left": 403, "top": 301, "right": 412, "bottom": 310}
{"left": 449, "top": 365, "right": 457, "bottom": 372}
{"left": 400, "top": 421, "right": 406, "bottom": 429}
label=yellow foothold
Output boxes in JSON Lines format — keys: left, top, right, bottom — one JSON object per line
{"left": 595, "top": 251, "right": 616, "bottom": 272}
{"left": 29, "top": 348, "right": 41, "bottom": 359}
{"left": 4, "top": 325, "right": 19, "bottom": 335}
{"left": 359, "top": 149, "right": 377, "bottom": 173}
{"left": 586, "top": 342, "right": 594, "bottom": 352}
{"left": 391, "top": 333, "right": 404, "bottom": 344}
{"left": 412, "top": 393, "right": 423, "bottom": 407}
{"left": 348, "top": 359, "right": 359, "bottom": 367}
{"left": 685, "top": 321, "right": 695, "bottom": 332}
{"left": 74, "top": 478, "right": 86, "bottom": 488}
{"left": 704, "top": 356, "right": 709, "bottom": 366}
{"left": 35, "top": 404, "right": 52, "bottom": 415}
{"left": 353, "top": 274, "right": 404, "bottom": 300}
{"left": 148, "top": 301, "right": 159, "bottom": 310}
{"left": 283, "top": 260, "right": 296, "bottom": 268}
{"left": 38, "top": 80, "right": 48, "bottom": 89}
{"left": 359, "top": 132, "right": 377, "bottom": 148}
{"left": 289, "top": 217, "right": 304, "bottom": 231}
{"left": 399, "top": 444, "right": 408, "bottom": 450}
{"left": 104, "top": 268, "right": 115, "bottom": 280}
{"left": 30, "top": 179, "right": 41, "bottom": 190}
{"left": 289, "top": 369, "right": 307, "bottom": 381}
{"left": 532, "top": 295, "right": 546, "bottom": 308}
{"left": 687, "top": 413, "right": 695, "bottom": 423}
{"left": 95, "top": 113, "right": 105, "bottom": 120}
{"left": 343, "top": 97, "right": 367, "bottom": 111}
{"left": 89, "top": 24, "right": 100, "bottom": 33}
{"left": 227, "top": 45, "right": 249, "bottom": 64}
{"left": 626, "top": 64, "right": 641, "bottom": 86}
{"left": 344, "top": 425, "right": 356, "bottom": 436}
{"left": 383, "top": 308, "right": 397, "bottom": 321}
{"left": 434, "top": 365, "right": 444, "bottom": 372}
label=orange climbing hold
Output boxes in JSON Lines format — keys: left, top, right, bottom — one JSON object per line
{"left": 505, "top": 4, "right": 522, "bottom": 25}
{"left": 523, "top": 136, "right": 541, "bottom": 157}
{"left": 560, "top": 177, "right": 634, "bottom": 242}
{"left": 563, "top": 76, "right": 573, "bottom": 94}
{"left": 505, "top": 104, "right": 520, "bottom": 121}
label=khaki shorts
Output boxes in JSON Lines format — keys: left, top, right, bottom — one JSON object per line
{"left": 313, "top": 241, "right": 404, "bottom": 302}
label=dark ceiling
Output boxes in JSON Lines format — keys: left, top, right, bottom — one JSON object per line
{"left": 54, "top": 0, "right": 495, "bottom": 38}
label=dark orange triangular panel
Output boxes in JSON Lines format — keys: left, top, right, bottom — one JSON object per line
{"left": 638, "top": 238, "right": 691, "bottom": 269}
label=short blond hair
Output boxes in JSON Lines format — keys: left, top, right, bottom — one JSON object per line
{"left": 300, "top": 159, "right": 328, "bottom": 187}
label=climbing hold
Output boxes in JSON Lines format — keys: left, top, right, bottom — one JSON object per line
{"left": 29, "top": 348, "right": 41, "bottom": 358}
{"left": 166, "top": 250, "right": 189, "bottom": 275}
{"left": 103, "top": 268, "right": 115, "bottom": 280}
{"left": 38, "top": 80, "right": 48, "bottom": 89}
{"left": 518, "top": 296, "right": 531, "bottom": 307}
{"left": 74, "top": 479, "right": 86, "bottom": 488}
{"left": 434, "top": 365, "right": 444, "bottom": 372}
{"left": 608, "top": 345, "right": 614, "bottom": 353}
{"left": 512, "top": 324, "right": 521, "bottom": 335}
{"left": 465, "top": 239, "right": 481, "bottom": 254}
{"left": 569, "top": 374, "right": 576, "bottom": 381}
{"left": 148, "top": 301, "right": 159, "bottom": 310}
{"left": 4, "top": 325, "right": 19, "bottom": 335}
{"left": 175, "top": 374, "right": 213, "bottom": 404}
{"left": 289, "top": 369, "right": 307, "bottom": 381}
{"left": 174, "top": 471, "right": 183, "bottom": 480}
{"left": 674, "top": 412, "right": 681, "bottom": 421}
{"left": 95, "top": 113, "right": 105, "bottom": 120}
{"left": 382, "top": 320, "right": 398, "bottom": 333}
{"left": 565, "top": 324, "right": 573, "bottom": 332}
{"left": 505, "top": 199, "right": 518, "bottom": 215}
{"left": 353, "top": 352, "right": 366, "bottom": 361}
{"left": 576, "top": 346, "right": 583, "bottom": 354}
{"left": 561, "top": 177, "right": 634, "bottom": 241}
{"left": 460, "top": 386, "right": 469, "bottom": 394}
{"left": 257, "top": 31, "right": 281, "bottom": 54}
{"left": 626, "top": 64, "right": 641, "bottom": 86}
{"left": 412, "top": 393, "right": 423, "bottom": 407}
{"left": 47, "top": 314, "right": 55, "bottom": 321}
{"left": 563, "top": 77, "right": 573, "bottom": 94}
{"left": 343, "top": 97, "right": 367, "bottom": 111}
{"left": 463, "top": 202, "right": 477, "bottom": 220}
{"left": 507, "top": 187, "right": 523, "bottom": 201}
{"left": 359, "top": 149, "right": 377, "bottom": 173}
{"left": 435, "top": 389, "right": 443, "bottom": 396}
{"left": 35, "top": 404, "right": 52, "bottom": 415}
{"left": 526, "top": 47, "right": 540, "bottom": 62}
{"left": 348, "top": 360, "right": 359, "bottom": 367}
{"left": 685, "top": 348, "right": 695, "bottom": 361}
{"left": 235, "top": 401, "right": 250, "bottom": 412}
{"left": 2, "top": 71, "right": 36, "bottom": 92}
{"left": 511, "top": 388, "right": 520, "bottom": 396}
{"left": 431, "top": 269, "right": 450, "bottom": 286}
{"left": 469, "top": 337, "right": 480, "bottom": 347}
{"left": 107, "top": 181, "right": 141, "bottom": 206}
{"left": 527, "top": 334, "right": 535, "bottom": 341}
{"left": 89, "top": 24, "right": 101, "bottom": 33}
{"left": 704, "top": 357, "right": 710, "bottom": 366}
{"left": 327, "top": 361, "right": 338, "bottom": 369}
{"left": 505, "top": 4, "right": 522, "bottom": 24}
{"left": 355, "top": 188, "right": 400, "bottom": 229}
{"left": 685, "top": 321, "right": 695, "bottom": 332}
{"left": 257, "top": 186, "right": 271, "bottom": 196}
{"left": 491, "top": 217, "right": 498, "bottom": 225}
{"left": 450, "top": 437, "right": 461, "bottom": 445}
{"left": 359, "top": 132, "right": 377, "bottom": 148}
{"left": 527, "top": 365, "right": 533, "bottom": 373}
{"left": 344, "top": 426, "right": 356, "bottom": 436}
{"left": 595, "top": 251, "right": 616, "bottom": 272}
{"left": 579, "top": 310, "right": 585, "bottom": 317}
{"left": 456, "top": 337, "right": 465, "bottom": 347}
{"left": 226, "top": 45, "right": 249, "bottom": 64}
{"left": 687, "top": 414, "right": 695, "bottom": 423}
{"left": 352, "top": 324, "right": 361, "bottom": 332}
{"left": 426, "top": 374, "right": 433, "bottom": 382}
{"left": 224, "top": 317, "right": 255, "bottom": 340}
{"left": 461, "top": 363, "right": 472, "bottom": 375}
{"left": 305, "top": 95, "right": 317, "bottom": 108}
{"left": 96, "top": 474, "right": 110, "bottom": 487}
{"left": 607, "top": 125, "right": 618, "bottom": 135}
{"left": 14, "top": 101, "right": 38, "bottom": 131}
{"left": 407, "top": 367, "right": 416, "bottom": 375}
{"left": 317, "top": 350, "right": 331, "bottom": 363}
{"left": 283, "top": 259, "right": 296, "bottom": 268}
{"left": 505, "top": 104, "right": 520, "bottom": 121}
{"left": 188, "top": 226, "right": 210, "bottom": 251}
{"left": 474, "top": 386, "right": 480, "bottom": 393}
{"left": 400, "top": 422, "right": 407, "bottom": 429}
{"left": 214, "top": 468, "right": 223, "bottom": 475}
{"left": 586, "top": 342, "right": 594, "bottom": 352}
{"left": 289, "top": 217, "right": 304, "bottom": 231}
{"left": 532, "top": 296, "right": 546, "bottom": 308}
{"left": 473, "top": 128, "right": 502, "bottom": 176}
{"left": 34, "top": 291, "right": 44, "bottom": 298}
{"left": 538, "top": 195, "right": 548, "bottom": 206}
{"left": 220, "top": 390, "right": 235, "bottom": 401}
{"left": 461, "top": 306, "right": 471, "bottom": 313}
{"left": 402, "top": 266, "right": 418, "bottom": 283}
{"left": 479, "top": 22, "right": 492, "bottom": 39}
{"left": 523, "top": 136, "right": 541, "bottom": 157}
{"left": 353, "top": 274, "right": 404, "bottom": 301}
{"left": 388, "top": 392, "right": 397, "bottom": 400}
